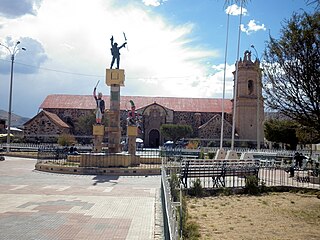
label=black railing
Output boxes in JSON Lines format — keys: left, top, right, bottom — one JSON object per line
{"left": 37, "top": 147, "right": 165, "bottom": 169}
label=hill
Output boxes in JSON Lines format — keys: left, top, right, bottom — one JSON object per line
{"left": 0, "top": 110, "right": 30, "bottom": 127}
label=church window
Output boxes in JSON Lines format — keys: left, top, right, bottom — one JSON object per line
{"left": 248, "top": 80, "right": 254, "bottom": 95}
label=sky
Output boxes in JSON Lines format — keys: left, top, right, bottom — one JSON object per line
{"left": 0, "top": 0, "right": 316, "bottom": 118}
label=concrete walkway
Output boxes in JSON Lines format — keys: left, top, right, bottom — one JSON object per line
{"left": 0, "top": 157, "right": 163, "bottom": 240}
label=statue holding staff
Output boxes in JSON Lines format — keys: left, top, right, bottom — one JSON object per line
{"left": 110, "top": 35, "right": 127, "bottom": 69}
{"left": 93, "top": 80, "right": 105, "bottom": 124}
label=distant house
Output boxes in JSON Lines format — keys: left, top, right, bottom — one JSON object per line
{"left": 24, "top": 110, "right": 71, "bottom": 142}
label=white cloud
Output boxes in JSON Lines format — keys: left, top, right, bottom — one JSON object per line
{"left": 142, "top": 0, "right": 168, "bottom": 7}
{"left": 0, "top": 0, "right": 222, "bottom": 117}
{"left": 0, "top": 0, "right": 43, "bottom": 18}
{"left": 142, "top": 0, "right": 161, "bottom": 7}
{"left": 225, "top": 4, "right": 248, "bottom": 16}
{"left": 0, "top": 36, "right": 47, "bottom": 74}
{"left": 241, "top": 19, "right": 266, "bottom": 35}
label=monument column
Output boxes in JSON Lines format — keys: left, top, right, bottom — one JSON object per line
{"left": 106, "top": 69, "right": 125, "bottom": 153}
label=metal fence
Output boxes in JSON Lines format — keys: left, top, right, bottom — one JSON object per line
{"left": 160, "top": 153, "right": 320, "bottom": 240}
{"left": 161, "top": 166, "right": 180, "bottom": 240}
{"left": 36, "top": 147, "right": 166, "bottom": 169}
{"left": 177, "top": 165, "right": 320, "bottom": 190}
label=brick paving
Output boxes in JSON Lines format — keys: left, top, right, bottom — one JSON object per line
{"left": 0, "top": 157, "right": 163, "bottom": 239}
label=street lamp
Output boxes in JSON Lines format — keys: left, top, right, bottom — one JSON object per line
{"left": 0, "top": 41, "right": 26, "bottom": 152}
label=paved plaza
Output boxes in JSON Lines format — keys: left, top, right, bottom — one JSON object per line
{"left": 0, "top": 157, "right": 163, "bottom": 240}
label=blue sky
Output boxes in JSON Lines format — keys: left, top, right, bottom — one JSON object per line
{"left": 0, "top": 0, "right": 316, "bottom": 118}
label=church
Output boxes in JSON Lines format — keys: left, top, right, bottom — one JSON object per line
{"left": 23, "top": 51, "right": 264, "bottom": 147}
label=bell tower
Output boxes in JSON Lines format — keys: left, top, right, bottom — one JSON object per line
{"left": 233, "top": 50, "right": 264, "bottom": 147}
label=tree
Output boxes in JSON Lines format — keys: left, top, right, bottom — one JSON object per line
{"left": 263, "top": 11, "right": 320, "bottom": 139}
{"left": 305, "top": 0, "right": 320, "bottom": 10}
{"left": 264, "top": 119, "right": 298, "bottom": 150}
{"left": 75, "top": 112, "right": 108, "bottom": 136}
{"left": 160, "top": 124, "right": 193, "bottom": 144}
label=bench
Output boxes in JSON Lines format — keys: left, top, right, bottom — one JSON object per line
{"left": 180, "top": 159, "right": 259, "bottom": 188}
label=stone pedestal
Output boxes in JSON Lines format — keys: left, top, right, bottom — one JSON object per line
{"left": 215, "top": 148, "right": 226, "bottom": 160}
{"left": 225, "top": 150, "right": 238, "bottom": 160}
{"left": 127, "top": 126, "right": 137, "bottom": 155}
{"left": 93, "top": 125, "right": 104, "bottom": 152}
{"left": 105, "top": 69, "right": 125, "bottom": 153}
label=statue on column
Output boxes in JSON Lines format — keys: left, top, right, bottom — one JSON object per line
{"left": 110, "top": 35, "right": 127, "bottom": 69}
{"left": 93, "top": 85, "right": 105, "bottom": 124}
{"left": 127, "top": 100, "right": 143, "bottom": 133}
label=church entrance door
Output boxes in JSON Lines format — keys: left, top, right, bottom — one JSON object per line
{"left": 149, "top": 129, "right": 160, "bottom": 148}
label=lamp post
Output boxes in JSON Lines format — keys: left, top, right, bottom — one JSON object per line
{"left": 0, "top": 41, "right": 26, "bottom": 152}
{"left": 251, "top": 45, "right": 261, "bottom": 150}
{"left": 231, "top": 0, "right": 244, "bottom": 150}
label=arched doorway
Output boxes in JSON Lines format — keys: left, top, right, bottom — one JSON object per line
{"left": 149, "top": 129, "right": 160, "bottom": 148}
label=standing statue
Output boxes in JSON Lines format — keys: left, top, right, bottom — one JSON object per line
{"left": 127, "top": 100, "right": 143, "bottom": 133}
{"left": 93, "top": 83, "right": 105, "bottom": 124}
{"left": 110, "top": 35, "right": 127, "bottom": 69}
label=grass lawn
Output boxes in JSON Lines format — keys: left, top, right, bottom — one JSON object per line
{"left": 187, "top": 192, "right": 320, "bottom": 240}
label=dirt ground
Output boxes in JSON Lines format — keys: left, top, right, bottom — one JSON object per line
{"left": 187, "top": 192, "right": 320, "bottom": 240}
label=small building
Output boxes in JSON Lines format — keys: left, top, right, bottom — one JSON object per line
{"left": 24, "top": 110, "right": 71, "bottom": 142}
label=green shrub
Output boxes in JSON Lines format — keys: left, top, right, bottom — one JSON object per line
{"left": 222, "top": 187, "right": 232, "bottom": 196}
{"left": 57, "top": 134, "right": 76, "bottom": 146}
{"left": 208, "top": 152, "right": 215, "bottom": 159}
{"left": 189, "top": 179, "right": 204, "bottom": 197}
{"left": 169, "top": 173, "right": 180, "bottom": 202}
{"left": 183, "top": 221, "right": 201, "bottom": 240}
{"left": 199, "top": 150, "right": 205, "bottom": 159}
{"left": 245, "top": 175, "right": 260, "bottom": 195}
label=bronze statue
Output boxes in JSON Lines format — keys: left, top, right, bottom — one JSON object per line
{"left": 110, "top": 35, "right": 127, "bottom": 69}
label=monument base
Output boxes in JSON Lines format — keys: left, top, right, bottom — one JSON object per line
{"left": 79, "top": 153, "right": 140, "bottom": 168}
{"left": 93, "top": 125, "right": 105, "bottom": 152}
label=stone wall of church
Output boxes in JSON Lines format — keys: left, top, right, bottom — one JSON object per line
{"left": 173, "top": 112, "right": 232, "bottom": 137}
{"left": 39, "top": 108, "right": 233, "bottom": 144}
{"left": 198, "top": 116, "right": 233, "bottom": 140}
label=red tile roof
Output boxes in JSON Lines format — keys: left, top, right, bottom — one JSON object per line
{"left": 40, "top": 94, "right": 232, "bottom": 113}
{"left": 43, "top": 110, "right": 70, "bottom": 128}
{"left": 24, "top": 110, "right": 70, "bottom": 128}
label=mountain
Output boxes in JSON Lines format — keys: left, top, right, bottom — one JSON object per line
{"left": 0, "top": 110, "right": 30, "bottom": 127}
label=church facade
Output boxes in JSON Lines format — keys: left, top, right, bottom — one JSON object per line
{"left": 24, "top": 51, "right": 264, "bottom": 147}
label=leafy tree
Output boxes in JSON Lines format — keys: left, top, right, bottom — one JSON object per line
{"left": 305, "top": 0, "right": 320, "bottom": 10}
{"left": 75, "top": 112, "right": 108, "bottom": 136}
{"left": 58, "top": 134, "right": 76, "bottom": 146}
{"left": 264, "top": 119, "right": 298, "bottom": 150}
{"left": 160, "top": 124, "right": 193, "bottom": 144}
{"left": 262, "top": 11, "right": 320, "bottom": 140}
{"left": 296, "top": 126, "right": 320, "bottom": 145}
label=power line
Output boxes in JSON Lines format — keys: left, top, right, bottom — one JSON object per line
{"left": 0, "top": 58, "right": 206, "bottom": 80}
{"left": 0, "top": 58, "right": 104, "bottom": 78}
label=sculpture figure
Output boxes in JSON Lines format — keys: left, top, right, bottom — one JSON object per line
{"left": 244, "top": 50, "right": 252, "bottom": 61}
{"left": 110, "top": 35, "right": 127, "bottom": 69}
{"left": 93, "top": 85, "right": 105, "bottom": 124}
{"left": 127, "top": 100, "right": 143, "bottom": 133}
